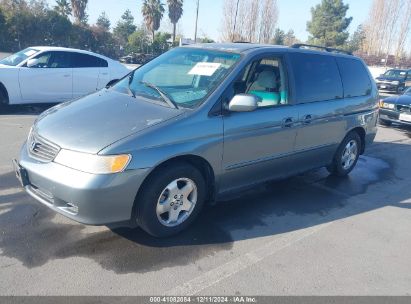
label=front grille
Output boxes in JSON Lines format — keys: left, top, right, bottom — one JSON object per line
{"left": 396, "top": 105, "right": 411, "bottom": 113}
{"left": 27, "top": 130, "right": 60, "bottom": 162}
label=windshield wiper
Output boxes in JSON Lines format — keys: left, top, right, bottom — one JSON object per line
{"left": 140, "top": 81, "right": 179, "bottom": 109}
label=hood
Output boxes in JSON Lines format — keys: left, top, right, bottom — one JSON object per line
{"left": 35, "top": 90, "right": 185, "bottom": 154}
{"left": 383, "top": 94, "right": 411, "bottom": 105}
{"left": 376, "top": 76, "right": 405, "bottom": 82}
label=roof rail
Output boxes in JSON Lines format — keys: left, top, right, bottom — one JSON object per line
{"left": 291, "top": 43, "right": 352, "bottom": 55}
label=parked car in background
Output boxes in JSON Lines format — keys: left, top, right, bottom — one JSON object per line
{"left": 14, "top": 43, "right": 378, "bottom": 237}
{"left": 379, "top": 87, "right": 411, "bottom": 126}
{"left": 0, "top": 47, "right": 130, "bottom": 106}
{"left": 375, "top": 68, "right": 411, "bottom": 94}
{"left": 120, "top": 53, "right": 157, "bottom": 65}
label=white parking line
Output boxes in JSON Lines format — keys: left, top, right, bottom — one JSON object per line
{"left": 165, "top": 223, "right": 330, "bottom": 296}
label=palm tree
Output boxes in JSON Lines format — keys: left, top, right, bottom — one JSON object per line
{"left": 54, "top": 0, "right": 72, "bottom": 18}
{"left": 142, "top": 0, "right": 165, "bottom": 42}
{"left": 167, "top": 0, "right": 183, "bottom": 45}
{"left": 70, "top": 0, "right": 88, "bottom": 24}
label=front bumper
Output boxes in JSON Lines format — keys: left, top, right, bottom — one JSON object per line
{"left": 376, "top": 83, "right": 400, "bottom": 92}
{"left": 17, "top": 142, "right": 150, "bottom": 225}
{"left": 379, "top": 109, "right": 411, "bottom": 126}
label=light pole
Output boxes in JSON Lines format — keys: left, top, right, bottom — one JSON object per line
{"left": 194, "top": 0, "right": 199, "bottom": 43}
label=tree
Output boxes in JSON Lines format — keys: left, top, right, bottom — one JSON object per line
{"left": 284, "top": 29, "right": 297, "bottom": 46}
{"left": 152, "top": 32, "right": 171, "bottom": 54}
{"left": 127, "top": 26, "right": 150, "bottom": 54}
{"left": 394, "top": 0, "right": 411, "bottom": 61}
{"left": 347, "top": 25, "right": 366, "bottom": 53}
{"left": 258, "top": 0, "right": 278, "bottom": 44}
{"left": 200, "top": 37, "right": 214, "bottom": 43}
{"left": 272, "top": 28, "right": 285, "bottom": 45}
{"left": 113, "top": 10, "right": 137, "bottom": 46}
{"left": 167, "top": 0, "right": 183, "bottom": 45}
{"left": 54, "top": 0, "right": 71, "bottom": 18}
{"left": 307, "top": 0, "right": 352, "bottom": 48}
{"left": 363, "top": 0, "right": 410, "bottom": 59}
{"left": 142, "top": 0, "right": 165, "bottom": 42}
{"left": 220, "top": 0, "right": 277, "bottom": 43}
{"left": 96, "top": 11, "right": 110, "bottom": 31}
{"left": 70, "top": 0, "right": 88, "bottom": 24}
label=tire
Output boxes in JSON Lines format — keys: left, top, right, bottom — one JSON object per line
{"left": 135, "top": 162, "right": 206, "bottom": 237}
{"left": 0, "top": 86, "right": 8, "bottom": 112}
{"left": 379, "top": 119, "right": 392, "bottom": 126}
{"left": 327, "top": 131, "right": 361, "bottom": 177}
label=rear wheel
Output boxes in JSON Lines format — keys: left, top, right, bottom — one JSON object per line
{"left": 327, "top": 132, "right": 361, "bottom": 177}
{"left": 135, "top": 162, "right": 206, "bottom": 237}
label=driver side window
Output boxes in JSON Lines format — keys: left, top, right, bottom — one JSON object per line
{"left": 30, "top": 52, "right": 52, "bottom": 68}
{"left": 233, "top": 57, "right": 288, "bottom": 107}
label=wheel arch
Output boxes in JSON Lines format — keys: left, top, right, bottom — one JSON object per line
{"left": 0, "top": 82, "right": 9, "bottom": 105}
{"left": 133, "top": 154, "right": 216, "bottom": 214}
{"left": 348, "top": 126, "right": 366, "bottom": 154}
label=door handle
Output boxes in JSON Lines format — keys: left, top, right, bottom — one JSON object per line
{"left": 63, "top": 74, "right": 71, "bottom": 77}
{"left": 302, "top": 114, "right": 312, "bottom": 125}
{"left": 282, "top": 117, "right": 294, "bottom": 128}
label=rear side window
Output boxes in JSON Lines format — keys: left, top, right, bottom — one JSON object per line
{"left": 290, "top": 53, "right": 343, "bottom": 103}
{"left": 336, "top": 58, "right": 371, "bottom": 97}
{"left": 71, "top": 53, "right": 108, "bottom": 68}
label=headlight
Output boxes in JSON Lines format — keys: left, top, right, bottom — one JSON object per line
{"left": 380, "top": 102, "right": 395, "bottom": 109}
{"left": 54, "top": 149, "right": 131, "bottom": 174}
{"left": 392, "top": 81, "right": 400, "bottom": 85}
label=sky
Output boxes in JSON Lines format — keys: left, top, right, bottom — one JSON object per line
{"left": 46, "top": 0, "right": 374, "bottom": 42}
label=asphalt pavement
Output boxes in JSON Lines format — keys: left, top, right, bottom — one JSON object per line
{"left": 0, "top": 104, "right": 411, "bottom": 295}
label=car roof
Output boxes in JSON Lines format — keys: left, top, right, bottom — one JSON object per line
{"left": 184, "top": 43, "right": 287, "bottom": 53}
{"left": 30, "top": 46, "right": 113, "bottom": 61}
{"left": 183, "top": 43, "right": 356, "bottom": 59}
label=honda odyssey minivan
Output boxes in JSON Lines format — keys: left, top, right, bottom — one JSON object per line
{"left": 14, "top": 43, "right": 379, "bottom": 237}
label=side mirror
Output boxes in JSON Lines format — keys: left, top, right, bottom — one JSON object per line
{"left": 26, "top": 58, "right": 39, "bottom": 68}
{"left": 228, "top": 94, "right": 260, "bottom": 112}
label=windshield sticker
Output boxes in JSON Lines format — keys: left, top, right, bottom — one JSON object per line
{"left": 188, "top": 62, "right": 221, "bottom": 76}
{"left": 24, "top": 50, "right": 37, "bottom": 57}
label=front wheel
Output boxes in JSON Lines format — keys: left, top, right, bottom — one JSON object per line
{"left": 135, "top": 162, "right": 206, "bottom": 237}
{"left": 327, "top": 132, "right": 361, "bottom": 177}
{"left": 0, "top": 87, "right": 8, "bottom": 111}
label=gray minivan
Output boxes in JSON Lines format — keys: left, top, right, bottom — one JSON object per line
{"left": 14, "top": 43, "right": 379, "bottom": 237}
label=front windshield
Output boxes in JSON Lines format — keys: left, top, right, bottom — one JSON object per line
{"left": 0, "top": 48, "right": 40, "bottom": 66}
{"left": 112, "top": 47, "right": 241, "bottom": 108}
{"left": 383, "top": 69, "right": 407, "bottom": 79}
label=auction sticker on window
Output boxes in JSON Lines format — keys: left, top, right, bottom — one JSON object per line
{"left": 189, "top": 62, "right": 221, "bottom": 76}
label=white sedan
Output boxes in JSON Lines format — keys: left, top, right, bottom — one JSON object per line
{"left": 0, "top": 46, "right": 131, "bottom": 106}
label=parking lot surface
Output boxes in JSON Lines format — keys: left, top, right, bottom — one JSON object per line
{"left": 1, "top": 104, "right": 411, "bottom": 295}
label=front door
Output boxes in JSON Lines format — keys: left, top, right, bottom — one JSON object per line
{"left": 221, "top": 55, "right": 299, "bottom": 193}
{"left": 19, "top": 51, "right": 73, "bottom": 103}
